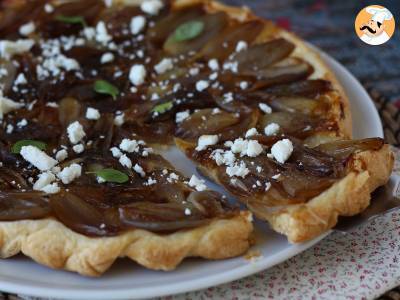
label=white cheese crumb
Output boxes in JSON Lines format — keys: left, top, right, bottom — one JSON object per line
{"left": 245, "top": 128, "right": 258, "bottom": 138}
{"left": 130, "top": 15, "right": 146, "bottom": 35}
{"left": 41, "top": 182, "right": 60, "bottom": 194}
{"left": 184, "top": 208, "right": 192, "bottom": 216}
{"left": 141, "top": 0, "right": 164, "bottom": 15}
{"left": 264, "top": 123, "right": 280, "bottom": 136}
{"left": 0, "top": 93, "right": 24, "bottom": 118}
{"left": 119, "top": 139, "right": 139, "bottom": 153}
{"left": 154, "top": 58, "right": 173, "bottom": 74}
{"left": 265, "top": 182, "right": 272, "bottom": 191}
{"left": 129, "top": 64, "right": 146, "bottom": 86}
{"left": 95, "top": 21, "right": 112, "bottom": 45}
{"left": 110, "top": 147, "right": 123, "bottom": 158}
{"left": 57, "top": 163, "right": 82, "bottom": 184}
{"left": 86, "top": 107, "right": 101, "bottom": 120}
{"left": 33, "top": 171, "right": 56, "bottom": 191}
{"left": 20, "top": 146, "right": 58, "bottom": 171}
{"left": 55, "top": 149, "right": 68, "bottom": 162}
{"left": 236, "top": 40, "right": 248, "bottom": 52}
{"left": 246, "top": 140, "right": 263, "bottom": 157}
{"left": 259, "top": 103, "right": 272, "bottom": 114}
{"left": 270, "top": 139, "right": 294, "bottom": 164}
{"left": 100, "top": 52, "right": 114, "bottom": 64}
{"left": 14, "top": 73, "right": 27, "bottom": 85}
{"left": 72, "top": 144, "right": 85, "bottom": 154}
{"left": 67, "top": 121, "right": 86, "bottom": 144}
{"left": 208, "top": 59, "right": 219, "bottom": 71}
{"left": 196, "top": 80, "right": 209, "bottom": 92}
{"left": 0, "top": 39, "right": 34, "bottom": 59}
{"left": 196, "top": 135, "right": 219, "bottom": 151}
{"left": 19, "top": 22, "right": 35, "bottom": 36}
{"left": 119, "top": 154, "right": 132, "bottom": 168}
{"left": 212, "top": 108, "right": 221, "bottom": 114}
{"left": 226, "top": 161, "right": 249, "bottom": 178}
{"left": 44, "top": 3, "right": 54, "bottom": 13}
{"left": 17, "top": 119, "right": 27, "bottom": 128}
{"left": 175, "top": 110, "right": 190, "bottom": 123}
{"left": 6, "top": 124, "right": 13, "bottom": 134}
{"left": 230, "top": 138, "right": 248, "bottom": 156}
{"left": 133, "top": 163, "right": 146, "bottom": 177}
{"left": 189, "top": 68, "right": 199, "bottom": 76}
{"left": 114, "top": 113, "right": 125, "bottom": 126}
{"left": 46, "top": 102, "right": 58, "bottom": 108}
{"left": 188, "top": 175, "right": 207, "bottom": 191}
{"left": 240, "top": 81, "right": 248, "bottom": 90}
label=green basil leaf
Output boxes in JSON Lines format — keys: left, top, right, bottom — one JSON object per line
{"left": 151, "top": 101, "right": 173, "bottom": 114}
{"left": 94, "top": 169, "right": 129, "bottom": 184}
{"left": 12, "top": 140, "right": 47, "bottom": 154}
{"left": 55, "top": 15, "right": 87, "bottom": 27}
{"left": 172, "top": 20, "right": 204, "bottom": 42}
{"left": 94, "top": 80, "right": 119, "bottom": 100}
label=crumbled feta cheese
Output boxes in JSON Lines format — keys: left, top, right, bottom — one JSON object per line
{"left": 264, "top": 123, "right": 280, "bottom": 136}
{"left": 208, "top": 59, "right": 219, "bottom": 71}
{"left": 33, "top": 171, "right": 56, "bottom": 191}
{"left": 184, "top": 208, "right": 192, "bottom": 216}
{"left": 114, "top": 113, "right": 125, "bottom": 126}
{"left": 189, "top": 68, "right": 199, "bottom": 76}
{"left": 240, "top": 81, "right": 248, "bottom": 90}
{"left": 0, "top": 39, "right": 34, "bottom": 59}
{"left": 100, "top": 52, "right": 114, "bottom": 64}
{"left": 129, "top": 64, "right": 146, "bottom": 86}
{"left": 19, "top": 22, "right": 35, "bottom": 36}
{"left": 6, "top": 124, "right": 13, "bottom": 134}
{"left": 46, "top": 102, "right": 58, "bottom": 108}
{"left": 236, "top": 40, "right": 248, "bottom": 52}
{"left": 212, "top": 108, "right": 221, "bottom": 114}
{"left": 44, "top": 3, "right": 54, "bottom": 13}
{"left": 55, "top": 149, "right": 68, "bottom": 162}
{"left": 83, "top": 27, "right": 96, "bottom": 40}
{"left": 188, "top": 175, "right": 207, "bottom": 191}
{"left": 16, "top": 118, "right": 27, "bottom": 128}
{"left": 0, "top": 93, "right": 24, "bottom": 118}
{"left": 67, "top": 121, "right": 86, "bottom": 144}
{"left": 133, "top": 163, "right": 145, "bottom": 177}
{"left": 119, "top": 154, "right": 132, "bottom": 168}
{"left": 130, "top": 15, "right": 146, "bottom": 35}
{"left": 270, "top": 139, "right": 294, "bottom": 164}
{"left": 14, "top": 73, "right": 27, "bottom": 85}
{"left": 175, "top": 110, "right": 190, "bottom": 123}
{"left": 226, "top": 161, "right": 249, "bottom": 178}
{"left": 20, "top": 146, "right": 58, "bottom": 171}
{"left": 95, "top": 21, "right": 112, "bottom": 45}
{"left": 196, "top": 80, "right": 209, "bottom": 92}
{"left": 212, "top": 149, "right": 236, "bottom": 166}
{"left": 120, "top": 139, "right": 139, "bottom": 153}
{"left": 245, "top": 128, "right": 258, "bottom": 138}
{"left": 230, "top": 138, "right": 248, "bottom": 156}
{"left": 110, "top": 147, "right": 123, "bottom": 158}
{"left": 72, "top": 144, "right": 85, "bottom": 154}
{"left": 223, "top": 61, "right": 238, "bottom": 73}
{"left": 86, "top": 107, "right": 101, "bottom": 120}
{"left": 246, "top": 140, "right": 263, "bottom": 157}
{"left": 41, "top": 182, "right": 60, "bottom": 194}
{"left": 196, "top": 135, "right": 219, "bottom": 151}
{"left": 154, "top": 58, "right": 173, "bottom": 74}
{"left": 271, "top": 174, "right": 281, "bottom": 180}
{"left": 223, "top": 92, "right": 234, "bottom": 103}
{"left": 57, "top": 163, "right": 82, "bottom": 184}
{"left": 141, "top": 0, "right": 164, "bottom": 15}
{"left": 259, "top": 103, "right": 272, "bottom": 114}
{"left": 265, "top": 182, "right": 271, "bottom": 191}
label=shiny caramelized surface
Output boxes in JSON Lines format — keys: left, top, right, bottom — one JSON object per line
{"left": 0, "top": 0, "right": 385, "bottom": 235}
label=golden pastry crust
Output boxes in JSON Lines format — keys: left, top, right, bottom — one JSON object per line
{"left": 0, "top": 212, "right": 252, "bottom": 276}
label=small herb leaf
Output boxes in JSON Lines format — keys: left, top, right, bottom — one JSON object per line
{"left": 94, "top": 169, "right": 129, "bottom": 184}
{"left": 12, "top": 140, "right": 46, "bottom": 154}
{"left": 151, "top": 101, "right": 173, "bottom": 114}
{"left": 172, "top": 20, "right": 204, "bottom": 42}
{"left": 94, "top": 80, "right": 119, "bottom": 100}
{"left": 55, "top": 15, "right": 87, "bottom": 27}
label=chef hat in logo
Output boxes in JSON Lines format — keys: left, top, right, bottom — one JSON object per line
{"left": 366, "top": 6, "right": 393, "bottom": 24}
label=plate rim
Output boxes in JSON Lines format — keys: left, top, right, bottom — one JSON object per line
{"left": 0, "top": 49, "right": 384, "bottom": 300}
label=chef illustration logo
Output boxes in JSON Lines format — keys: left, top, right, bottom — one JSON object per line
{"left": 355, "top": 5, "right": 395, "bottom": 45}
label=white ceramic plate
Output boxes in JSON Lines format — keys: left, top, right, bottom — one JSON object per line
{"left": 0, "top": 51, "right": 383, "bottom": 300}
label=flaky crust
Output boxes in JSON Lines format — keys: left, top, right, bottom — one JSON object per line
{"left": 0, "top": 212, "right": 253, "bottom": 276}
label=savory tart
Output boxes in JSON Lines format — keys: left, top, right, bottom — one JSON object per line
{"left": 0, "top": 0, "right": 393, "bottom": 276}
